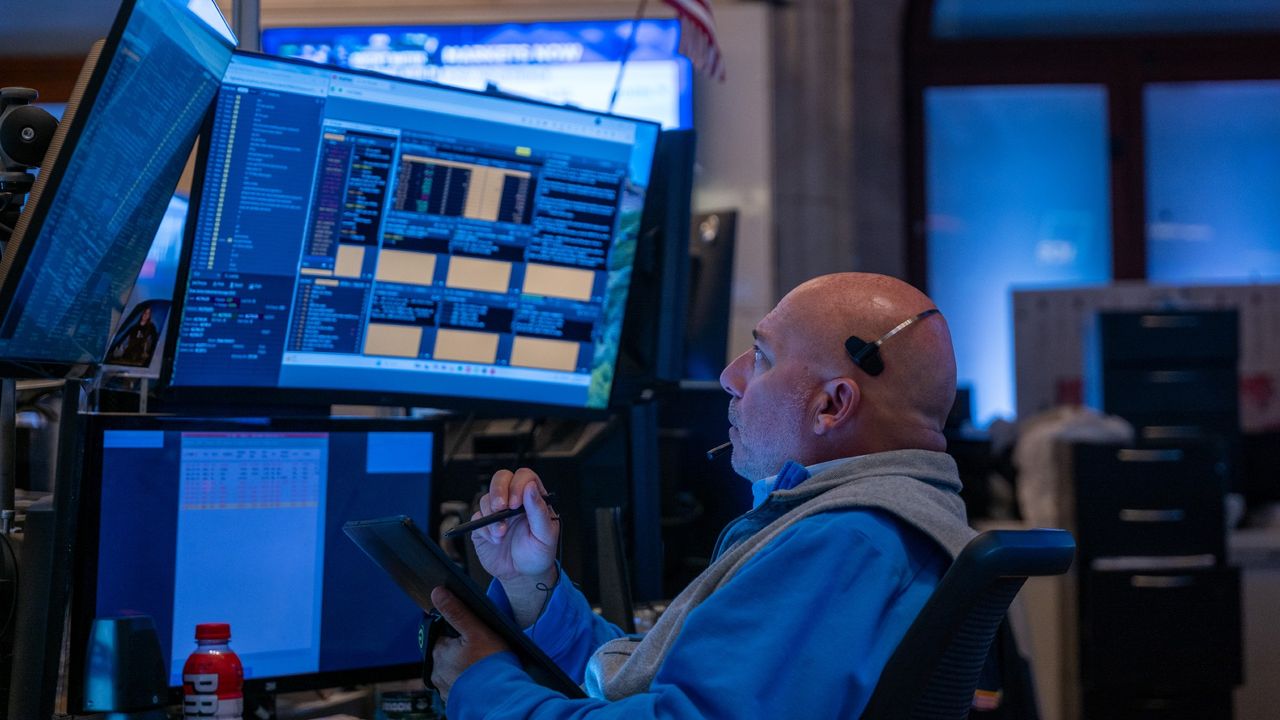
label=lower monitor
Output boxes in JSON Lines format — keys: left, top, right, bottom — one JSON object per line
{"left": 69, "top": 415, "right": 440, "bottom": 707}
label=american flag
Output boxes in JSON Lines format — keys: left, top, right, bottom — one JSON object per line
{"left": 663, "top": 0, "right": 725, "bottom": 81}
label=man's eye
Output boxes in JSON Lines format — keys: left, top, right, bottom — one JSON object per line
{"left": 753, "top": 348, "right": 765, "bottom": 365}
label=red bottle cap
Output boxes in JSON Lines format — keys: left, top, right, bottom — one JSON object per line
{"left": 195, "top": 622, "right": 231, "bottom": 641}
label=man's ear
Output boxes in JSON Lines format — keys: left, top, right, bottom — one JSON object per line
{"left": 812, "top": 377, "right": 860, "bottom": 435}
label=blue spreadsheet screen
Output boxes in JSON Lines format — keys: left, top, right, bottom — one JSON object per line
{"left": 91, "top": 427, "right": 434, "bottom": 686}
{"left": 170, "top": 53, "right": 660, "bottom": 408}
{"left": 0, "top": 0, "right": 233, "bottom": 364}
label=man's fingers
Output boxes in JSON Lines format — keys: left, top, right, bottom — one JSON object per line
{"left": 475, "top": 496, "right": 503, "bottom": 542}
{"left": 467, "top": 509, "right": 497, "bottom": 545}
{"left": 489, "top": 469, "right": 514, "bottom": 511}
{"left": 531, "top": 471, "right": 550, "bottom": 497}
{"left": 429, "top": 640, "right": 458, "bottom": 703}
{"left": 523, "top": 482, "right": 558, "bottom": 545}
{"left": 431, "top": 587, "right": 484, "bottom": 639}
{"left": 510, "top": 468, "right": 541, "bottom": 509}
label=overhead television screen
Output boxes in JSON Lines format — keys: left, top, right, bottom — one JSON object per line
{"left": 166, "top": 53, "right": 661, "bottom": 410}
{"left": 261, "top": 19, "right": 693, "bottom": 130}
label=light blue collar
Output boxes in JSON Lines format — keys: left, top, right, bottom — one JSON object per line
{"left": 750, "top": 460, "right": 808, "bottom": 508}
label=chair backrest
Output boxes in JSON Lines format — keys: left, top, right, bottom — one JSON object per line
{"left": 860, "top": 529, "right": 1075, "bottom": 720}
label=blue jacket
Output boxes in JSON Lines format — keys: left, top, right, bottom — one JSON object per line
{"left": 448, "top": 462, "right": 950, "bottom": 719}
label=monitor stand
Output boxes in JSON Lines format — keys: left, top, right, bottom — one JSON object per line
{"left": 3, "top": 380, "right": 84, "bottom": 720}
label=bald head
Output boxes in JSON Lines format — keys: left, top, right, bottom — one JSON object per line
{"left": 778, "top": 273, "right": 956, "bottom": 446}
{"left": 721, "top": 272, "right": 956, "bottom": 477}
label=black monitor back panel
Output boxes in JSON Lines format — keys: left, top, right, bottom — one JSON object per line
{"left": 684, "top": 209, "right": 736, "bottom": 381}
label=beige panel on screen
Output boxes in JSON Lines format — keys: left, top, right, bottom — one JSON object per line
{"left": 334, "top": 244, "right": 366, "bottom": 278}
{"left": 363, "top": 323, "right": 423, "bottom": 358}
{"left": 433, "top": 328, "right": 500, "bottom": 364}
{"left": 464, "top": 167, "right": 528, "bottom": 221}
{"left": 375, "top": 249, "right": 437, "bottom": 286}
{"left": 446, "top": 256, "right": 512, "bottom": 293}
{"left": 522, "top": 263, "right": 595, "bottom": 301}
{"left": 510, "top": 336, "right": 579, "bottom": 372}
{"left": 462, "top": 166, "right": 494, "bottom": 220}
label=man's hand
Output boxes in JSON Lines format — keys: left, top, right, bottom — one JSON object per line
{"left": 471, "top": 468, "right": 560, "bottom": 625}
{"left": 429, "top": 586, "right": 510, "bottom": 702}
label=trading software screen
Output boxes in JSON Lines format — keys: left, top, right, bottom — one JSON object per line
{"left": 169, "top": 53, "right": 660, "bottom": 409}
{"left": 0, "top": 0, "right": 233, "bottom": 365}
{"left": 81, "top": 423, "right": 434, "bottom": 688}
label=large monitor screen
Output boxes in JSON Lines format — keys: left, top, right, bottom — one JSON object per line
{"left": 70, "top": 415, "right": 439, "bottom": 703}
{"left": 261, "top": 19, "right": 693, "bottom": 130}
{"left": 167, "top": 53, "right": 660, "bottom": 410}
{"left": 0, "top": 0, "right": 234, "bottom": 371}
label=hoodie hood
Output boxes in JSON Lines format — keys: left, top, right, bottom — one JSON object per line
{"left": 770, "top": 449, "right": 972, "bottom": 558}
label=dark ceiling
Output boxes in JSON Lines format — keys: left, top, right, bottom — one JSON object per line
{"left": 3, "top": 0, "right": 123, "bottom": 57}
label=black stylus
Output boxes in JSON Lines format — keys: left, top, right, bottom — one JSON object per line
{"left": 443, "top": 493, "right": 557, "bottom": 539}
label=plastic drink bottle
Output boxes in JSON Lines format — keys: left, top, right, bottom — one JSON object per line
{"left": 182, "top": 622, "right": 244, "bottom": 720}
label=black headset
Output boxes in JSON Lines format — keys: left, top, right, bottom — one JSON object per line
{"left": 844, "top": 308, "right": 941, "bottom": 376}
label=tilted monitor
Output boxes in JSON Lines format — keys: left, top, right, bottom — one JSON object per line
{"left": 0, "top": 0, "right": 235, "bottom": 373}
{"left": 69, "top": 414, "right": 440, "bottom": 706}
{"left": 166, "top": 52, "right": 661, "bottom": 411}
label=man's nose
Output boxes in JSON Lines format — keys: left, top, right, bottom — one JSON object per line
{"left": 720, "top": 350, "right": 748, "bottom": 399}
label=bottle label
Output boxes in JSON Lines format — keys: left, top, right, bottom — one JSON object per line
{"left": 183, "top": 651, "right": 243, "bottom": 720}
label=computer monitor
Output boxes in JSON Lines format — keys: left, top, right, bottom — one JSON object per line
{"left": 0, "top": 0, "right": 235, "bottom": 374}
{"left": 615, "top": 129, "right": 695, "bottom": 397}
{"left": 69, "top": 414, "right": 440, "bottom": 707}
{"left": 261, "top": 19, "right": 694, "bottom": 130}
{"left": 165, "top": 52, "right": 661, "bottom": 412}
{"left": 684, "top": 210, "right": 737, "bottom": 380}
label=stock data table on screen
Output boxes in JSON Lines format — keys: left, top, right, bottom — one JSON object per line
{"left": 170, "top": 54, "right": 659, "bottom": 410}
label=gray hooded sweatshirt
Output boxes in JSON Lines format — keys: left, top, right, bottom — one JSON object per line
{"left": 585, "top": 448, "right": 976, "bottom": 700}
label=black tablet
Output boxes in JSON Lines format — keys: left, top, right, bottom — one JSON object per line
{"left": 343, "top": 516, "right": 587, "bottom": 698}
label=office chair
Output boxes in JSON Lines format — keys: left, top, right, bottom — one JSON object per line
{"left": 861, "top": 529, "right": 1075, "bottom": 720}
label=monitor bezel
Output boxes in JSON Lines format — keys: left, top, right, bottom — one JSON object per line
{"left": 0, "top": 0, "right": 231, "bottom": 375}
{"left": 68, "top": 412, "right": 446, "bottom": 709}
{"left": 159, "top": 50, "right": 661, "bottom": 418}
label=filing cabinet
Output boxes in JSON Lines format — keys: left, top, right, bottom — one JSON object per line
{"left": 1080, "top": 567, "right": 1241, "bottom": 690}
{"left": 1071, "top": 441, "right": 1241, "bottom": 720}
{"left": 1091, "top": 310, "right": 1239, "bottom": 441}
{"left": 1073, "top": 444, "right": 1226, "bottom": 562}
{"left": 1093, "top": 311, "right": 1238, "bottom": 365}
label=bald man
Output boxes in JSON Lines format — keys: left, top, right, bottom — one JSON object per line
{"left": 429, "top": 273, "right": 977, "bottom": 719}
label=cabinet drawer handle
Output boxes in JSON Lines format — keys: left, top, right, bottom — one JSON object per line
{"left": 1117, "top": 448, "right": 1184, "bottom": 462}
{"left": 1091, "top": 554, "right": 1216, "bottom": 572}
{"left": 1141, "top": 315, "right": 1200, "bottom": 328}
{"left": 1141, "top": 426, "right": 1204, "bottom": 440}
{"left": 1119, "top": 509, "right": 1186, "bottom": 523}
{"left": 1146, "top": 370, "right": 1198, "bottom": 383}
{"left": 1131, "top": 575, "right": 1194, "bottom": 588}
